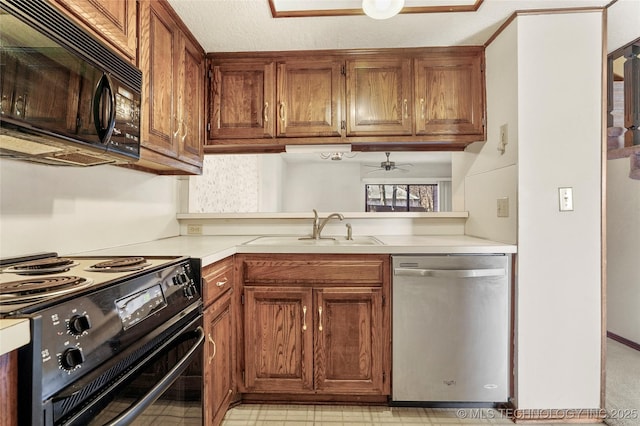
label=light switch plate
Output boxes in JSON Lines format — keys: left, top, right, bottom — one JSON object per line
{"left": 497, "top": 197, "right": 509, "bottom": 217}
{"left": 558, "top": 187, "right": 573, "bottom": 211}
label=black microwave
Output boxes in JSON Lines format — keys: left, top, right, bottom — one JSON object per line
{"left": 0, "top": 0, "right": 142, "bottom": 166}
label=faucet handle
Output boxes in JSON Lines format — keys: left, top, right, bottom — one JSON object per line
{"left": 345, "top": 223, "right": 353, "bottom": 240}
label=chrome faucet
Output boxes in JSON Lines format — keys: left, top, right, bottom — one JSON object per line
{"left": 305, "top": 209, "right": 344, "bottom": 240}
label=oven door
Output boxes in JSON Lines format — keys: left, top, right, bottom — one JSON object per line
{"left": 58, "top": 311, "right": 204, "bottom": 426}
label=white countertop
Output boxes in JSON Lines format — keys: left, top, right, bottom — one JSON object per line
{"left": 3, "top": 235, "right": 514, "bottom": 355}
{"left": 77, "top": 234, "right": 517, "bottom": 266}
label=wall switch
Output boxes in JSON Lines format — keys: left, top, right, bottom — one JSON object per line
{"left": 187, "top": 224, "right": 203, "bottom": 235}
{"left": 497, "top": 197, "right": 509, "bottom": 217}
{"left": 558, "top": 187, "right": 573, "bottom": 211}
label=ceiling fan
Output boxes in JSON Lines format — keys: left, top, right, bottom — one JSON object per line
{"left": 365, "top": 152, "right": 413, "bottom": 173}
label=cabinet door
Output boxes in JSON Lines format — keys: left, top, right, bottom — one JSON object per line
{"left": 314, "top": 288, "right": 387, "bottom": 394}
{"left": 209, "top": 62, "right": 276, "bottom": 139}
{"left": 277, "top": 60, "right": 344, "bottom": 137}
{"left": 204, "top": 295, "right": 234, "bottom": 426}
{"left": 243, "top": 287, "right": 314, "bottom": 393}
{"left": 139, "top": 0, "right": 178, "bottom": 157}
{"left": 50, "top": 0, "right": 136, "bottom": 61}
{"left": 414, "top": 53, "right": 484, "bottom": 136}
{"left": 346, "top": 58, "right": 413, "bottom": 136}
{"left": 177, "top": 34, "right": 204, "bottom": 167}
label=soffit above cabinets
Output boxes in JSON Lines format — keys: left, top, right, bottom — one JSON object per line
{"left": 167, "top": 0, "right": 609, "bottom": 53}
{"left": 268, "top": 0, "right": 482, "bottom": 18}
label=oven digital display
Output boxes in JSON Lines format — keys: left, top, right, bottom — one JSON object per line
{"left": 115, "top": 284, "right": 167, "bottom": 330}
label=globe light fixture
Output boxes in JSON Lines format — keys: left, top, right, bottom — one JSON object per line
{"left": 362, "top": 0, "right": 405, "bottom": 19}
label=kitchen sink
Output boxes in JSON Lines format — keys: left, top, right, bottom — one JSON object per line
{"left": 244, "top": 236, "right": 384, "bottom": 246}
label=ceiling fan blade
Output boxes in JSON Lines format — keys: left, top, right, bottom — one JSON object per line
{"left": 366, "top": 168, "right": 384, "bottom": 174}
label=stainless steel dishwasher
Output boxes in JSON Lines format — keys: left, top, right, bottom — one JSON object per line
{"left": 392, "top": 254, "right": 510, "bottom": 404}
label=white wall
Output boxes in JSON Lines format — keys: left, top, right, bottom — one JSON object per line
{"left": 607, "top": 0, "right": 640, "bottom": 53}
{"left": 0, "top": 159, "right": 181, "bottom": 256}
{"left": 282, "top": 162, "right": 363, "bottom": 212}
{"left": 464, "top": 21, "right": 519, "bottom": 245}
{"left": 607, "top": 158, "right": 640, "bottom": 344}
{"left": 188, "top": 154, "right": 259, "bottom": 212}
{"left": 515, "top": 12, "right": 603, "bottom": 410}
{"left": 606, "top": 0, "right": 640, "bottom": 345}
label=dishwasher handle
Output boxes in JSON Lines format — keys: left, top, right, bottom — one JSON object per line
{"left": 394, "top": 267, "right": 505, "bottom": 279}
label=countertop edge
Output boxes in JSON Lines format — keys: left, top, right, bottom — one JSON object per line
{"left": 75, "top": 235, "right": 517, "bottom": 267}
{"left": 0, "top": 319, "right": 30, "bottom": 356}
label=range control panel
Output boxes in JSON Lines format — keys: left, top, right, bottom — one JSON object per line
{"left": 35, "top": 260, "right": 199, "bottom": 399}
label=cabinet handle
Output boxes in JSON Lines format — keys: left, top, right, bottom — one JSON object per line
{"left": 181, "top": 118, "right": 188, "bottom": 141}
{"left": 208, "top": 333, "right": 216, "bottom": 364}
{"left": 216, "top": 276, "right": 228, "bottom": 287}
{"left": 302, "top": 305, "right": 307, "bottom": 331}
{"left": 279, "top": 101, "right": 285, "bottom": 122}
{"left": 14, "top": 95, "right": 25, "bottom": 116}
{"left": 403, "top": 98, "right": 408, "bottom": 119}
{"left": 173, "top": 116, "right": 180, "bottom": 138}
{"left": 420, "top": 98, "right": 425, "bottom": 119}
{"left": 264, "top": 102, "right": 269, "bottom": 122}
{"left": 318, "top": 306, "right": 323, "bottom": 332}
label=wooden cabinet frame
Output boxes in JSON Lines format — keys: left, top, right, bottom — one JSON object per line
{"left": 206, "top": 47, "right": 486, "bottom": 153}
{"left": 237, "top": 254, "right": 391, "bottom": 400}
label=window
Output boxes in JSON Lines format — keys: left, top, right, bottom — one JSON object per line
{"left": 365, "top": 184, "right": 438, "bottom": 212}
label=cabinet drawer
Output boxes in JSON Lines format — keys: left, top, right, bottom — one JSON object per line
{"left": 202, "top": 257, "right": 234, "bottom": 306}
{"left": 239, "top": 254, "right": 386, "bottom": 286}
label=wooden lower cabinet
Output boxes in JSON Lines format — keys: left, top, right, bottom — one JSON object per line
{"left": 239, "top": 254, "right": 390, "bottom": 399}
{"left": 315, "top": 288, "right": 385, "bottom": 394}
{"left": 204, "top": 294, "right": 234, "bottom": 426}
{"left": 202, "top": 256, "right": 235, "bottom": 426}
{"left": 244, "top": 287, "right": 314, "bottom": 393}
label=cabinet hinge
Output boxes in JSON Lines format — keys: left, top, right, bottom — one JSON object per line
{"left": 341, "top": 120, "right": 346, "bottom": 130}
{"left": 241, "top": 294, "right": 245, "bottom": 305}
{"left": 208, "top": 69, "right": 213, "bottom": 79}
{"left": 207, "top": 122, "right": 211, "bottom": 132}
{"left": 341, "top": 65, "right": 346, "bottom": 75}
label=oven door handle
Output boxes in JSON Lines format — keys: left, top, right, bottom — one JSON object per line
{"left": 104, "top": 325, "right": 205, "bottom": 426}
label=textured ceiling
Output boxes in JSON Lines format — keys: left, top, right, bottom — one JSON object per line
{"left": 167, "top": 0, "right": 609, "bottom": 53}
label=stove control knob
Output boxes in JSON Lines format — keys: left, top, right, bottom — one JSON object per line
{"left": 68, "top": 315, "right": 91, "bottom": 335}
{"left": 61, "top": 347, "right": 85, "bottom": 370}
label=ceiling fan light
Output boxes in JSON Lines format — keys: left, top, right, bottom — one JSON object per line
{"left": 362, "top": 0, "right": 405, "bottom": 20}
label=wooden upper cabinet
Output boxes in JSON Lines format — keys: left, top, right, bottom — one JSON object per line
{"left": 209, "top": 61, "right": 276, "bottom": 139}
{"left": 137, "top": 0, "right": 204, "bottom": 174}
{"left": 277, "top": 59, "right": 344, "bottom": 137}
{"left": 49, "top": 0, "right": 137, "bottom": 61}
{"left": 346, "top": 57, "right": 413, "bottom": 136}
{"left": 177, "top": 34, "right": 204, "bottom": 166}
{"left": 140, "top": 0, "right": 176, "bottom": 157}
{"left": 414, "top": 50, "right": 485, "bottom": 137}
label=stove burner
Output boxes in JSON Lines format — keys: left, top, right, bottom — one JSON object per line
{"left": 0, "top": 276, "right": 93, "bottom": 304}
{"left": 1, "top": 257, "right": 79, "bottom": 275}
{"left": 86, "top": 257, "right": 150, "bottom": 273}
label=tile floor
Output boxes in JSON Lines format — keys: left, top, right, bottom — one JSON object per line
{"left": 221, "top": 404, "right": 605, "bottom": 425}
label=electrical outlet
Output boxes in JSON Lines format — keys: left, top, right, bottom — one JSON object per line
{"left": 187, "top": 224, "right": 202, "bottom": 235}
{"left": 558, "top": 187, "right": 573, "bottom": 211}
{"left": 497, "top": 197, "right": 509, "bottom": 217}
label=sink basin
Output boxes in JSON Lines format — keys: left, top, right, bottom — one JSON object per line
{"left": 244, "top": 236, "right": 384, "bottom": 246}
